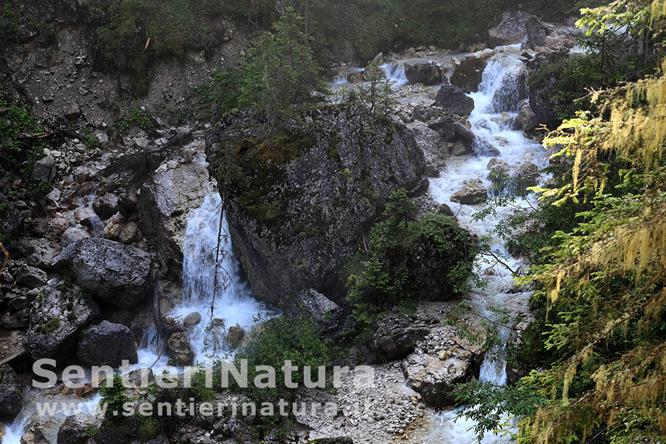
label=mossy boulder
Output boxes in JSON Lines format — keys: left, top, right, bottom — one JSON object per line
{"left": 207, "top": 105, "right": 426, "bottom": 305}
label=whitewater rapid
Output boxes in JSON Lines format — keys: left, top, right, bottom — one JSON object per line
{"left": 423, "top": 47, "right": 547, "bottom": 443}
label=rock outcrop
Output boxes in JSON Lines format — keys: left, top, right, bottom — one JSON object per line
{"left": 53, "top": 239, "right": 152, "bottom": 308}
{"left": 451, "top": 179, "right": 488, "bottom": 205}
{"left": 24, "top": 281, "right": 100, "bottom": 360}
{"left": 138, "top": 144, "right": 212, "bottom": 273}
{"left": 77, "top": 321, "right": 138, "bottom": 367}
{"left": 0, "top": 364, "right": 23, "bottom": 419}
{"left": 451, "top": 56, "right": 487, "bottom": 93}
{"left": 489, "top": 11, "right": 543, "bottom": 46}
{"left": 372, "top": 313, "right": 435, "bottom": 362}
{"left": 402, "top": 326, "right": 484, "bottom": 407}
{"left": 433, "top": 85, "right": 475, "bottom": 117}
{"left": 57, "top": 415, "right": 98, "bottom": 444}
{"left": 405, "top": 61, "right": 443, "bottom": 85}
{"left": 207, "top": 106, "right": 426, "bottom": 305}
{"left": 167, "top": 332, "right": 194, "bottom": 366}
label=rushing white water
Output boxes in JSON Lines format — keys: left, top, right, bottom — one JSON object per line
{"left": 3, "top": 390, "right": 102, "bottom": 444}
{"left": 2, "top": 192, "right": 274, "bottom": 443}
{"left": 380, "top": 62, "right": 409, "bottom": 88}
{"left": 424, "top": 46, "right": 547, "bottom": 443}
{"left": 138, "top": 193, "right": 276, "bottom": 366}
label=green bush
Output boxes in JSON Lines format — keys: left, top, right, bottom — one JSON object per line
{"left": 195, "top": 9, "right": 324, "bottom": 124}
{"left": 100, "top": 374, "right": 131, "bottom": 420}
{"left": 347, "top": 190, "right": 479, "bottom": 325}
{"left": 114, "top": 106, "right": 155, "bottom": 134}
{"left": 234, "top": 316, "right": 334, "bottom": 405}
{"left": 0, "top": 99, "right": 48, "bottom": 175}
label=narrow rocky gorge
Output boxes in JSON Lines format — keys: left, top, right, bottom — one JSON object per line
{"left": 2, "top": 2, "right": 652, "bottom": 443}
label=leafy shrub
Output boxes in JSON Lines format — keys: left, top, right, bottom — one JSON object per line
{"left": 100, "top": 374, "right": 131, "bottom": 420}
{"left": 114, "top": 106, "right": 154, "bottom": 134}
{"left": 347, "top": 190, "right": 479, "bottom": 325}
{"left": 0, "top": 99, "right": 48, "bottom": 175}
{"left": 195, "top": 9, "right": 324, "bottom": 125}
{"left": 234, "top": 315, "right": 334, "bottom": 405}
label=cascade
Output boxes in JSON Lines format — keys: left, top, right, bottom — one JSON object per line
{"left": 425, "top": 45, "right": 548, "bottom": 443}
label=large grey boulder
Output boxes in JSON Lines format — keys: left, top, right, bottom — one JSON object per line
{"left": 524, "top": 15, "right": 547, "bottom": 49}
{"left": 488, "top": 11, "right": 537, "bottom": 45}
{"left": 0, "top": 364, "right": 23, "bottom": 419}
{"left": 451, "top": 179, "right": 488, "bottom": 205}
{"left": 450, "top": 57, "right": 487, "bottom": 93}
{"left": 57, "top": 415, "right": 98, "bottom": 444}
{"left": 403, "top": 326, "right": 484, "bottom": 407}
{"left": 405, "top": 61, "right": 443, "bottom": 85}
{"left": 53, "top": 239, "right": 152, "bottom": 308}
{"left": 24, "top": 281, "right": 100, "bottom": 360}
{"left": 77, "top": 321, "right": 138, "bottom": 367}
{"left": 290, "top": 289, "right": 342, "bottom": 325}
{"left": 513, "top": 101, "right": 538, "bottom": 131}
{"left": 434, "top": 85, "right": 475, "bottom": 117}
{"left": 207, "top": 106, "right": 426, "bottom": 305}
{"left": 138, "top": 155, "right": 211, "bottom": 273}
{"left": 372, "top": 313, "right": 434, "bottom": 362}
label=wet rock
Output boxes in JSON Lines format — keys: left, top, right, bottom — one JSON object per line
{"left": 93, "top": 193, "right": 120, "bottom": 219}
{"left": 506, "top": 315, "right": 533, "bottom": 384}
{"left": 0, "top": 364, "right": 23, "bottom": 419}
{"left": 454, "top": 121, "right": 475, "bottom": 144}
{"left": 405, "top": 61, "right": 442, "bottom": 85}
{"left": 372, "top": 313, "right": 434, "bottom": 362}
{"left": 451, "top": 179, "right": 488, "bottom": 205}
{"left": 428, "top": 116, "right": 456, "bottom": 141}
{"left": 513, "top": 101, "right": 538, "bottom": 132}
{"left": 20, "top": 422, "right": 49, "bottom": 444}
{"left": 183, "top": 312, "right": 202, "bottom": 329}
{"left": 77, "top": 321, "right": 138, "bottom": 367}
{"left": 15, "top": 265, "right": 47, "bottom": 288}
{"left": 227, "top": 325, "right": 245, "bottom": 349}
{"left": 24, "top": 281, "right": 100, "bottom": 360}
{"left": 61, "top": 226, "right": 91, "bottom": 246}
{"left": 403, "top": 326, "right": 483, "bottom": 407}
{"left": 53, "top": 239, "right": 152, "bottom": 308}
{"left": 346, "top": 71, "right": 364, "bottom": 83}
{"left": 487, "top": 158, "right": 510, "bottom": 180}
{"left": 138, "top": 158, "right": 211, "bottom": 273}
{"left": 450, "top": 140, "right": 470, "bottom": 156}
{"left": 208, "top": 106, "right": 425, "bottom": 305}
{"left": 437, "top": 203, "right": 455, "bottom": 218}
{"left": 450, "top": 57, "right": 487, "bottom": 93}
{"left": 57, "top": 415, "right": 97, "bottom": 444}
{"left": 514, "top": 162, "right": 539, "bottom": 193}
{"left": 126, "top": 368, "right": 155, "bottom": 387}
{"left": 433, "top": 85, "right": 475, "bottom": 117}
{"left": 167, "top": 332, "right": 194, "bottom": 366}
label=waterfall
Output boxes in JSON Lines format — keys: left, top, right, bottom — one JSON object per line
{"left": 380, "top": 62, "right": 408, "bottom": 89}
{"left": 425, "top": 46, "right": 548, "bottom": 443}
{"left": 140, "top": 193, "right": 275, "bottom": 366}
